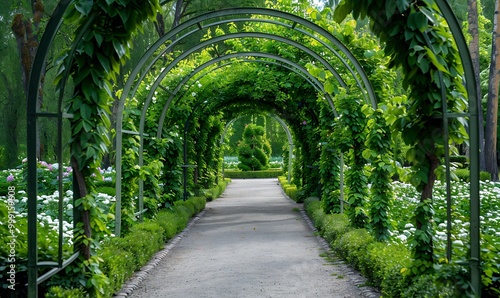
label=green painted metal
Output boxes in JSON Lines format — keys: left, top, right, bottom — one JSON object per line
{"left": 155, "top": 52, "right": 339, "bottom": 139}
{"left": 436, "top": 1, "right": 481, "bottom": 295}
{"left": 26, "top": 2, "right": 480, "bottom": 296}
{"left": 220, "top": 114, "right": 294, "bottom": 183}
{"left": 25, "top": 0, "right": 81, "bottom": 296}
{"left": 114, "top": 8, "right": 378, "bottom": 237}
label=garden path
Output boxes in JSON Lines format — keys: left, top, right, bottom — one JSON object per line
{"left": 121, "top": 179, "right": 378, "bottom": 298}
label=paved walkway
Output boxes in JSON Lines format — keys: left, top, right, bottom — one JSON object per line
{"left": 122, "top": 179, "right": 376, "bottom": 298}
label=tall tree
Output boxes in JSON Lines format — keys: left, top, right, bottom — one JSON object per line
{"left": 11, "top": 0, "right": 45, "bottom": 159}
{"left": 468, "top": 0, "right": 486, "bottom": 171}
{"left": 486, "top": 0, "right": 500, "bottom": 180}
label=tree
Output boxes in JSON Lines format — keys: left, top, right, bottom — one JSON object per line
{"left": 11, "top": 0, "right": 45, "bottom": 160}
{"left": 468, "top": 0, "right": 486, "bottom": 171}
{"left": 237, "top": 124, "right": 271, "bottom": 171}
{"left": 485, "top": 0, "right": 500, "bottom": 180}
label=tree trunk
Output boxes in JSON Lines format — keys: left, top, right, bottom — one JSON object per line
{"left": 468, "top": 0, "right": 486, "bottom": 171}
{"left": 0, "top": 71, "right": 19, "bottom": 169}
{"left": 11, "top": 0, "right": 45, "bottom": 160}
{"left": 486, "top": 0, "right": 500, "bottom": 181}
{"left": 71, "top": 157, "right": 92, "bottom": 260}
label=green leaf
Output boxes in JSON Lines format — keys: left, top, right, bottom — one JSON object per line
{"left": 80, "top": 103, "right": 92, "bottom": 121}
{"left": 407, "top": 11, "right": 428, "bottom": 32}
{"left": 75, "top": 0, "right": 94, "bottom": 16}
{"left": 324, "top": 81, "right": 335, "bottom": 94}
{"left": 333, "top": 1, "right": 354, "bottom": 24}
{"left": 97, "top": 52, "right": 111, "bottom": 73}
{"left": 112, "top": 39, "right": 126, "bottom": 59}
{"left": 424, "top": 47, "right": 450, "bottom": 74}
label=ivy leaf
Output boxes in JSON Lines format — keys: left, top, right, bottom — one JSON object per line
{"left": 75, "top": 0, "right": 94, "bottom": 16}
{"left": 407, "top": 11, "right": 428, "bottom": 32}
{"left": 112, "top": 39, "right": 126, "bottom": 59}
{"left": 81, "top": 103, "right": 92, "bottom": 121}
{"left": 425, "top": 47, "right": 450, "bottom": 74}
{"left": 333, "top": 1, "right": 354, "bottom": 24}
{"left": 324, "top": 81, "right": 335, "bottom": 94}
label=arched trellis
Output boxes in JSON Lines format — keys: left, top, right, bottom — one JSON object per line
{"left": 115, "top": 9, "right": 382, "bottom": 237}
{"left": 219, "top": 114, "right": 295, "bottom": 183}
{"left": 24, "top": 2, "right": 481, "bottom": 296}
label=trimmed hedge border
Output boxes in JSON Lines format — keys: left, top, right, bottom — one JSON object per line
{"left": 46, "top": 179, "right": 230, "bottom": 297}
{"left": 223, "top": 169, "right": 283, "bottom": 179}
{"left": 302, "top": 197, "right": 458, "bottom": 297}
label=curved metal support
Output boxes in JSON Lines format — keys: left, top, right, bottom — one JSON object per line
{"left": 219, "top": 114, "right": 294, "bottom": 183}
{"left": 114, "top": 8, "right": 377, "bottom": 237}
{"left": 436, "top": 1, "right": 481, "bottom": 295}
{"left": 268, "top": 114, "right": 294, "bottom": 183}
{"left": 155, "top": 52, "right": 339, "bottom": 139}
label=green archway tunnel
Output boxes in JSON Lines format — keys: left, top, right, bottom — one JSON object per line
{"left": 24, "top": 1, "right": 482, "bottom": 296}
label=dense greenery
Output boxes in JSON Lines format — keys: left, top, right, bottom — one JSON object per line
{"left": 237, "top": 124, "right": 272, "bottom": 171}
{"left": 1, "top": 0, "right": 498, "bottom": 296}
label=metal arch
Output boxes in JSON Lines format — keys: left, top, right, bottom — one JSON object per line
{"left": 115, "top": 31, "right": 345, "bottom": 229}
{"left": 114, "top": 9, "right": 379, "bottom": 232}
{"left": 25, "top": 0, "right": 87, "bottom": 295}
{"left": 117, "top": 9, "right": 376, "bottom": 113}
{"left": 133, "top": 31, "right": 346, "bottom": 205}
{"left": 128, "top": 16, "right": 372, "bottom": 105}
{"left": 219, "top": 114, "right": 295, "bottom": 183}
{"left": 136, "top": 31, "right": 344, "bottom": 155}
{"left": 155, "top": 52, "right": 339, "bottom": 139}
{"left": 435, "top": 1, "right": 481, "bottom": 294}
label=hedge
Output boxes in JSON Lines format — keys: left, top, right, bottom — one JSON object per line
{"left": 302, "top": 197, "right": 459, "bottom": 297}
{"left": 46, "top": 179, "right": 230, "bottom": 297}
{"left": 223, "top": 169, "right": 283, "bottom": 179}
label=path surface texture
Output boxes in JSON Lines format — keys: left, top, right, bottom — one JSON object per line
{"left": 126, "top": 179, "right": 371, "bottom": 298}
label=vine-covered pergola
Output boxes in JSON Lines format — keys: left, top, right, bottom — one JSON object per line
{"left": 25, "top": 0, "right": 481, "bottom": 296}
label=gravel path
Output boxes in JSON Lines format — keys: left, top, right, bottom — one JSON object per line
{"left": 119, "top": 179, "right": 379, "bottom": 298}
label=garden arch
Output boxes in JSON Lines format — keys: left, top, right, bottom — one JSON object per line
{"left": 220, "top": 114, "right": 295, "bottom": 183}
{"left": 25, "top": 1, "right": 481, "bottom": 296}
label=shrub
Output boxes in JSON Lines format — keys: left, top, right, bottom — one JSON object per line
{"left": 332, "top": 229, "right": 375, "bottom": 270}
{"left": 402, "top": 274, "right": 454, "bottom": 298}
{"left": 224, "top": 169, "right": 283, "bottom": 179}
{"left": 155, "top": 210, "right": 180, "bottom": 240}
{"left": 111, "top": 221, "right": 165, "bottom": 269}
{"left": 320, "top": 213, "right": 350, "bottom": 244}
{"left": 45, "top": 286, "right": 86, "bottom": 298}
{"left": 454, "top": 169, "right": 492, "bottom": 182}
{"left": 100, "top": 245, "right": 136, "bottom": 296}
{"left": 171, "top": 204, "right": 191, "bottom": 232}
{"left": 364, "top": 242, "right": 410, "bottom": 296}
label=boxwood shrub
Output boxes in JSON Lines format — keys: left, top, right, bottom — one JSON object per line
{"left": 224, "top": 169, "right": 283, "bottom": 179}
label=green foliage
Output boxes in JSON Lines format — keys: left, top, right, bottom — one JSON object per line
{"left": 319, "top": 143, "right": 341, "bottom": 213}
{"left": 402, "top": 273, "right": 455, "bottom": 298}
{"left": 100, "top": 245, "right": 136, "bottom": 296}
{"left": 363, "top": 108, "right": 394, "bottom": 241}
{"left": 237, "top": 124, "right": 272, "bottom": 171}
{"left": 332, "top": 229, "right": 375, "bottom": 269}
{"left": 333, "top": 89, "right": 368, "bottom": 228}
{"left": 407, "top": 200, "right": 435, "bottom": 276}
{"left": 223, "top": 169, "right": 283, "bottom": 179}
{"left": 45, "top": 286, "right": 86, "bottom": 298}
{"left": 55, "top": 0, "right": 161, "bottom": 294}
{"left": 155, "top": 210, "right": 180, "bottom": 241}
{"left": 454, "top": 169, "right": 492, "bottom": 182}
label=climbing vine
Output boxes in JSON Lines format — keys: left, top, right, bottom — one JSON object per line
{"left": 362, "top": 107, "right": 394, "bottom": 241}
{"left": 332, "top": 89, "right": 368, "bottom": 229}
{"left": 334, "top": 0, "right": 468, "bottom": 274}
{"left": 56, "top": 0, "right": 160, "bottom": 294}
